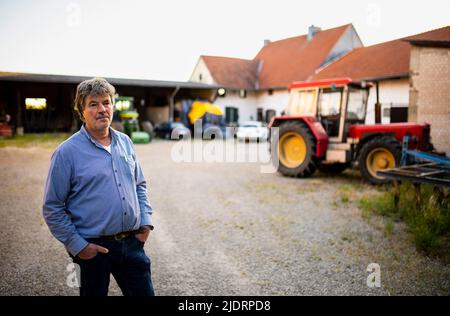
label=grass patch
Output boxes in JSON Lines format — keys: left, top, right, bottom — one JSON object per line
{"left": 359, "top": 182, "right": 450, "bottom": 259}
{"left": 341, "top": 195, "right": 349, "bottom": 204}
{"left": 341, "top": 231, "right": 354, "bottom": 242}
{"left": 335, "top": 184, "right": 355, "bottom": 205}
{"left": 0, "top": 133, "right": 72, "bottom": 148}
{"left": 384, "top": 219, "right": 394, "bottom": 236}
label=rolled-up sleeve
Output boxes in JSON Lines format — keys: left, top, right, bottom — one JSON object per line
{"left": 42, "top": 149, "right": 88, "bottom": 256}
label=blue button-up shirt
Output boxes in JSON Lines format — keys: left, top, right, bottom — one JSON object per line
{"left": 43, "top": 125, "right": 153, "bottom": 256}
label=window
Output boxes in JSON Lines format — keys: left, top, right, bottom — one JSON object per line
{"left": 288, "top": 89, "right": 317, "bottom": 115}
{"left": 390, "top": 105, "right": 408, "bottom": 123}
{"left": 346, "top": 89, "right": 368, "bottom": 121}
{"left": 318, "top": 89, "right": 341, "bottom": 116}
{"left": 199, "top": 74, "right": 203, "bottom": 81}
{"left": 25, "top": 98, "right": 47, "bottom": 110}
{"left": 318, "top": 89, "right": 342, "bottom": 137}
{"left": 239, "top": 89, "right": 247, "bottom": 98}
{"left": 225, "top": 106, "right": 239, "bottom": 124}
{"left": 265, "top": 109, "right": 276, "bottom": 123}
{"left": 257, "top": 108, "right": 264, "bottom": 122}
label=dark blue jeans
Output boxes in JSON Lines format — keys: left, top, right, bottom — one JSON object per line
{"left": 72, "top": 236, "right": 155, "bottom": 296}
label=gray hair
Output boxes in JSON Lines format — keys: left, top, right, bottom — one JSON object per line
{"left": 74, "top": 77, "right": 116, "bottom": 121}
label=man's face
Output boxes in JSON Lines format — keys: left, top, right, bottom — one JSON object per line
{"left": 82, "top": 94, "right": 113, "bottom": 133}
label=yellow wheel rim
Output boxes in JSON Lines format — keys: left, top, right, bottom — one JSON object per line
{"left": 366, "top": 148, "right": 396, "bottom": 179}
{"left": 279, "top": 132, "right": 307, "bottom": 168}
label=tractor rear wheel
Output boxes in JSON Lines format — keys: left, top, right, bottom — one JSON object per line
{"left": 358, "top": 136, "right": 401, "bottom": 184}
{"left": 275, "top": 121, "right": 317, "bottom": 177}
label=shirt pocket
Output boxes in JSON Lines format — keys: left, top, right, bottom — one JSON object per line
{"left": 121, "top": 154, "right": 136, "bottom": 176}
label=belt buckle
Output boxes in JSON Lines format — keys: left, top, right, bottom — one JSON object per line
{"left": 114, "top": 232, "right": 128, "bottom": 240}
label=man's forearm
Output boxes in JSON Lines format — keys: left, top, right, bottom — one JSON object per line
{"left": 43, "top": 204, "right": 87, "bottom": 256}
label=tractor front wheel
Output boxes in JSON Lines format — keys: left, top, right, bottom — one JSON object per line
{"left": 358, "top": 136, "right": 401, "bottom": 184}
{"left": 275, "top": 121, "right": 317, "bottom": 177}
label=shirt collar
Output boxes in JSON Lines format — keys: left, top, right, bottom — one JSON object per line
{"left": 80, "top": 124, "right": 117, "bottom": 146}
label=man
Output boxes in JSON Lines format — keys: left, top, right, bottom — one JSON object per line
{"left": 43, "top": 77, "right": 154, "bottom": 296}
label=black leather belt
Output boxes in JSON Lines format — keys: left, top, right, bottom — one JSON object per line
{"left": 99, "top": 229, "right": 143, "bottom": 240}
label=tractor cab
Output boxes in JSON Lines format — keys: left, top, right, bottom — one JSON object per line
{"left": 286, "top": 78, "right": 369, "bottom": 143}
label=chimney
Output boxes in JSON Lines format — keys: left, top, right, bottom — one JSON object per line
{"left": 264, "top": 39, "right": 271, "bottom": 46}
{"left": 307, "top": 25, "right": 321, "bottom": 41}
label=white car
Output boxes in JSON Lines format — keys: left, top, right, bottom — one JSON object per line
{"left": 236, "top": 121, "right": 268, "bottom": 142}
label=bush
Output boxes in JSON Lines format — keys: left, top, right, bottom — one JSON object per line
{"left": 359, "top": 182, "right": 450, "bottom": 259}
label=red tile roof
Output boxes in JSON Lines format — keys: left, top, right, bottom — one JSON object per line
{"left": 255, "top": 24, "right": 351, "bottom": 88}
{"left": 201, "top": 56, "right": 260, "bottom": 90}
{"left": 312, "top": 39, "right": 411, "bottom": 81}
{"left": 201, "top": 24, "right": 352, "bottom": 89}
{"left": 199, "top": 25, "right": 449, "bottom": 89}
{"left": 403, "top": 25, "right": 450, "bottom": 47}
{"left": 313, "top": 26, "right": 450, "bottom": 82}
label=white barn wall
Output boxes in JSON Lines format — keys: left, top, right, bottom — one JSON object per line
{"left": 213, "top": 89, "right": 290, "bottom": 124}
{"left": 379, "top": 79, "right": 409, "bottom": 124}
{"left": 255, "top": 90, "right": 290, "bottom": 118}
{"left": 213, "top": 91, "right": 258, "bottom": 123}
{"left": 366, "top": 86, "right": 377, "bottom": 124}
{"left": 189, "top": 58, "right": 216, "bottom": 85}
{"left": 253, "top": 81, "right": 408, "bottom": 125}
{"left": 365, "top": 79, "right": 409, "bottom": 124}
{"left": 215, "top": 80, "right": 409, "bottom": 125}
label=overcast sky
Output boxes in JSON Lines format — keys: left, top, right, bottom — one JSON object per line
{"left": 0, "top": 0, "right": 449, "bottom": 81}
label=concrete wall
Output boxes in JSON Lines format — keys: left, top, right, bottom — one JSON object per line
{"left": 409, "top": 45, "right": 450, "bottom": 155}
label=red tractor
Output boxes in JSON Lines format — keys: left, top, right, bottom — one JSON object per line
{"left": 269, "top": 78, "right": 434, "bottom": 184}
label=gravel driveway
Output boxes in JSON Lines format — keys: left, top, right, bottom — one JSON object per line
{"left": 0, "top": 140, "right": 449, "bottom": 295}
